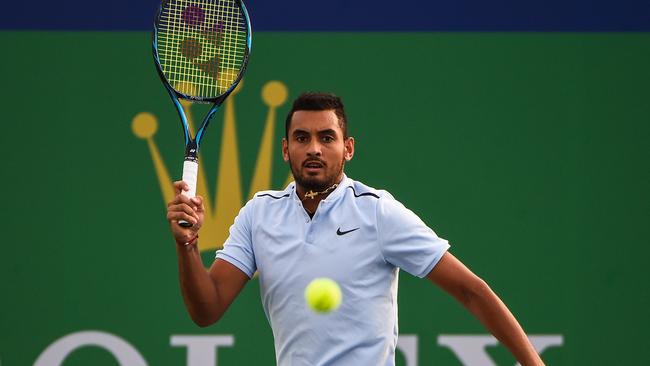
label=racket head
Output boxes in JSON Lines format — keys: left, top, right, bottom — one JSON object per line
{"left": 153, "top": 0, "right": 252, "bottom": 103}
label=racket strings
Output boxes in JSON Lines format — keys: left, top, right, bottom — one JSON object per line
{"left": 157, "top": 0, "right": 248, "bottom": 98}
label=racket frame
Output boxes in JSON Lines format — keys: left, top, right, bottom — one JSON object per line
{"left": 152, "top": 0, "right": 252, "bottom": 199}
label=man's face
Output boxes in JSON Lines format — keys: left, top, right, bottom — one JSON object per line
{"left": 282, "top": 110, "right": 354, "bottom": 192}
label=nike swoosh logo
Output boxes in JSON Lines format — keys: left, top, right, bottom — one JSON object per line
{"left": 337, "top": 227, "right": 360, "bottom": 236}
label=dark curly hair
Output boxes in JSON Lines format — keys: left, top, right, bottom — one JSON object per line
{"left": 284, "top": 92, "right": 348, "bottom": 139}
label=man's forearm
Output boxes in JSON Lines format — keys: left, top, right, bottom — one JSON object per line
{"left": 465, "top": 280, "right": 544, "bottom": 366}
{"left": 176, "top": 243, "right": 220, "bottom": 327}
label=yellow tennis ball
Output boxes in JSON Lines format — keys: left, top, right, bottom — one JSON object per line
{"left": 305, "top": 278, "right": 342, "bottom": 313}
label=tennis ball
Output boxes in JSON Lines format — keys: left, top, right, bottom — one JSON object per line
{"left": 304, "top": 278, "right": 342, "bottom": 313}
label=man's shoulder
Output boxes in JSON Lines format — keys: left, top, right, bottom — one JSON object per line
{"left": 250, "top": 184, "right": 294, "bottom": 205}
{"left": 235, "top": 187, "right": 292, "bottom": 219}
{"left": 345, "top": 178, "right": 394, "bottom": 201}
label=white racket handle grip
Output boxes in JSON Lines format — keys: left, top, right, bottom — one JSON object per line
{"left": 181, "top": 160, "right": 199, "bottom": 198}
{"left": 179, "top": 160, "right": 199, "bottom": 228}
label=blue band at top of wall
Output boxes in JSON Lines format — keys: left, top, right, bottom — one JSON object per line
{"left": 2, "top": 0, "right": 650, "bottom": 31}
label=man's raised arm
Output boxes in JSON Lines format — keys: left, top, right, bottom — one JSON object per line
{"left": 167, "top": 181, "right": 249, "bottom": 327}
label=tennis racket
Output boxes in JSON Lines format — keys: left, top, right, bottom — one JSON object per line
{"left": 153, "top": 0, "right": 252, "bottom": 226}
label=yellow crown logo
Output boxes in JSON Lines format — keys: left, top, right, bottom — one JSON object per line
{"left": 131, "top": 80, "right": 293, "bottom": 252}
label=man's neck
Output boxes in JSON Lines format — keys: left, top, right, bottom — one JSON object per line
{"left": 296, "top": 175, "right": 344, "bottom": 216}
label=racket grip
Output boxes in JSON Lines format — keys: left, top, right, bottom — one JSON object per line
{"left": 181, "top": 160, "right": 199, "bottom": 198}
{"left": 179, "top": 160, "right": 199, "bottom": 228}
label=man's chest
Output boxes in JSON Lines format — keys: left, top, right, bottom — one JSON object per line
{"left": 251, "top": 206, "right": 387, "bottom": 290}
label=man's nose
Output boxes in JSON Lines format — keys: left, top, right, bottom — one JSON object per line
{"left": 306, "top": 139, "right": 322, "bottom": 156}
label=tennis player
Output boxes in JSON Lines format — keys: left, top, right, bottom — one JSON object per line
{"left": 167, "top": 92, "right": 545, "bottom": 365}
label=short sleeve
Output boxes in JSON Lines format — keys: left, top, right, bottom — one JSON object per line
{"left": 376, "top": 196, "right": 450, "bottom": 278}
{"left": 215, "top": 199, "right": 257, "bottom": 278}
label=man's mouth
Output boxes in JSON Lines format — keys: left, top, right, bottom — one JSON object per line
{"left": 303, "top": 160, "right": 325, "bottom": 170}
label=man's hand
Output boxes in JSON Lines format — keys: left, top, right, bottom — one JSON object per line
{"left": 167, "top": 181, "right": 205, "bottom": 244}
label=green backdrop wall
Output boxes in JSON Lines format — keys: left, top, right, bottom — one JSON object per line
{"left": 0, "top": 32, "right": 648, "bottom": 365}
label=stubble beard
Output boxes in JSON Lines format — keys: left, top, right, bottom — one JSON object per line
{"left": 289, "top": 155, "right": 345, "bottom": 192}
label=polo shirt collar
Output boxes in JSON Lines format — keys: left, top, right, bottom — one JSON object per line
{"left": 288, "top": 174, "right": 352, "bottom": 204}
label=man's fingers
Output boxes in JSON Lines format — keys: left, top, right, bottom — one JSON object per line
{"left": 167, "top": 191, "right": 196, "bottom": 208}
{"left": 168, "top": 184, "right": 202, "bottom": 226}
{"left": 173, "top": 180, "right": 190, "bottom": 195}
{"left": 191, "top": 196, "right": 205, "bottom": 213}
{"left": 168, "top": 203, "right": 200, "bottom": 221}
{"left": 166, "top": 211, "right": 198, "bottom": 225}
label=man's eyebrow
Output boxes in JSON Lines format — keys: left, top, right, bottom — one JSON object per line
{"left": 291, "top": 128, "right": 337, "bottom": 136}
{"left": 316, "top": 129, "right": 337, "bottom": 135}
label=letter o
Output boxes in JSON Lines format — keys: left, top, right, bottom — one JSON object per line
{"left": 34, "top": 330, "right": 147, "bottom": 366}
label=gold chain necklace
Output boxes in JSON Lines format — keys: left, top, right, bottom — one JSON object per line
{"left": 302, "top": 183, "right": 339, "bottom": 201}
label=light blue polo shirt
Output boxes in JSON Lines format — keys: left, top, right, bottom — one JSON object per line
{"left": 216, "top": 175, "right": 450, "bottom": 366}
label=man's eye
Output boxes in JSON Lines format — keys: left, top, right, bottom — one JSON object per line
{"left": 296, "top": 136, "right": 307, "bottom": 142}
{"left": 322, "top": 136, "right": 334, "bottom": 143}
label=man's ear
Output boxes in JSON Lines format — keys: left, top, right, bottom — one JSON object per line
{"left": 344, "top": 137, "right": 355, "bottom": 161}
{"left": 282, "top": 138, "right": 289, "bottom": 162}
